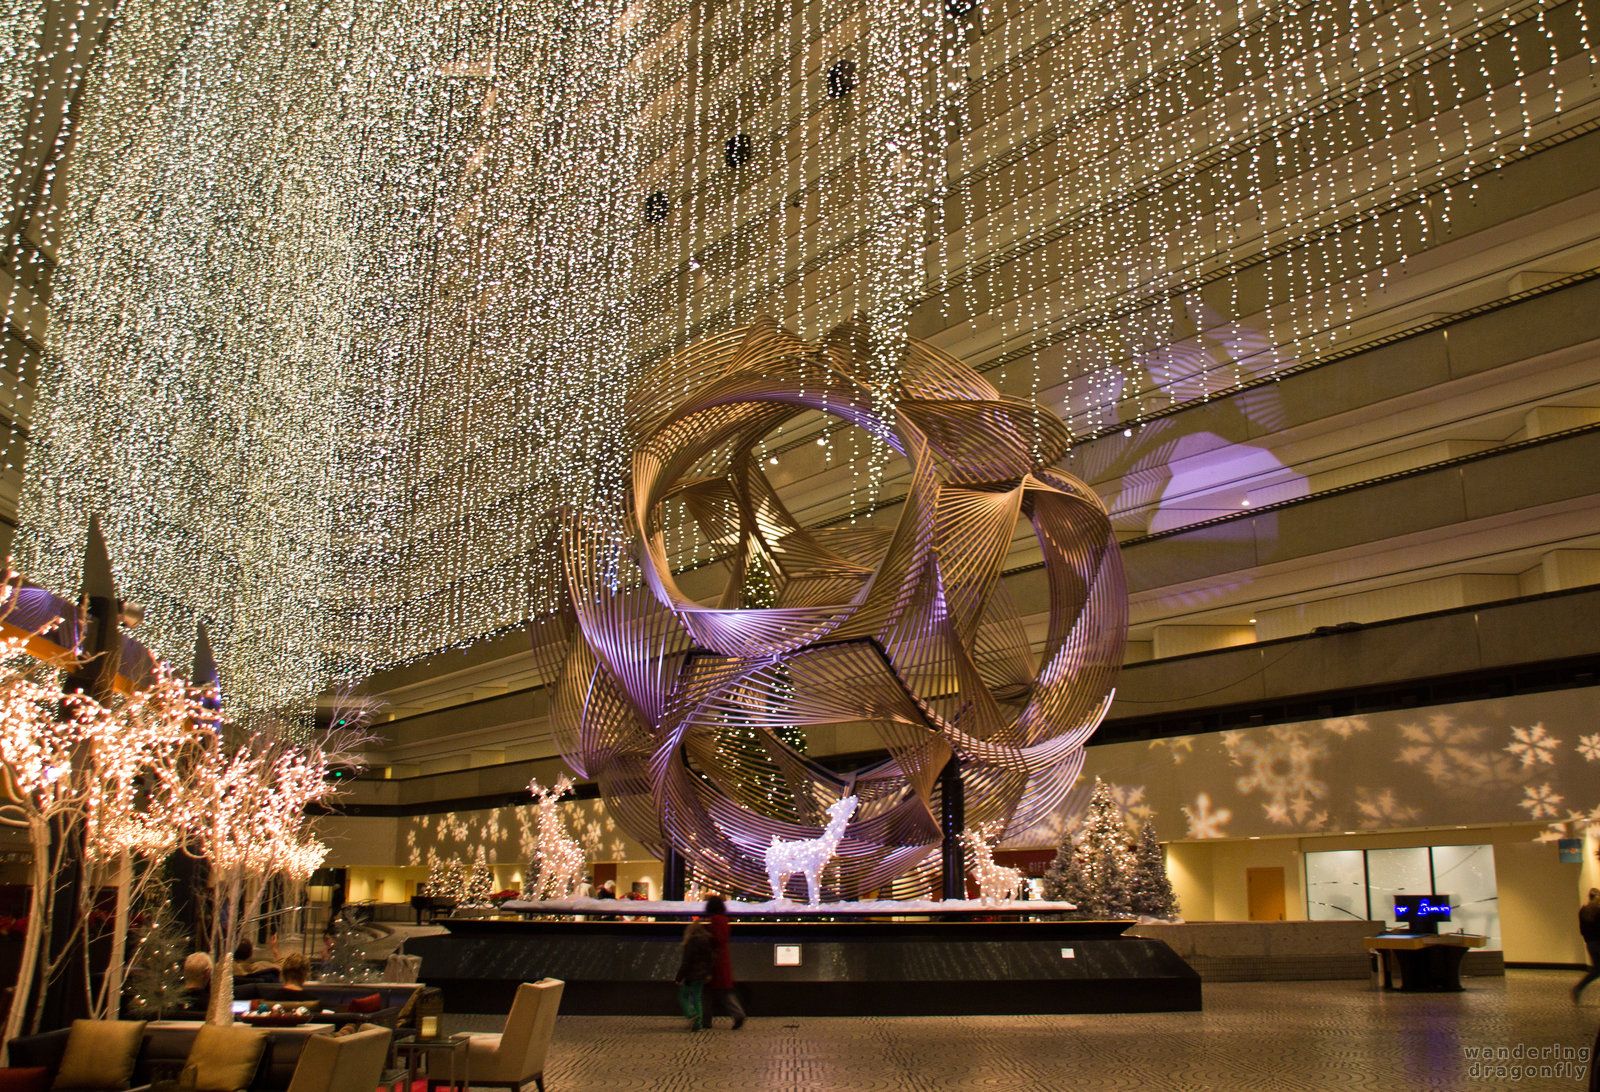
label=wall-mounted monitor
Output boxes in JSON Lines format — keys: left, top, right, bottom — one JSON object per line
{"left": 1394, "top": 895, "right": 1452, "bottom": 934}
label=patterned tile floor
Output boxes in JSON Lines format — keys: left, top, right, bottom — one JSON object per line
{"left": 445, "top": 971, "right": 1600, "bottom": 1091}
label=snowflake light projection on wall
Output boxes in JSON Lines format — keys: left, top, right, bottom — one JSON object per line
{"left": 1505, "top": 723, "right": 1562, "bottom": 767}
{"left": 535, "top": 319, "right": 1127, "bottom": 900}
{"left": 1182, "top": 793, "right": 1232, "bottom": 840}
{"left": 1519, "top": 783, "right": 1565, "bottom": 820}
{"left": 1226, "top": 725, "right": 1328, "bottom": 826}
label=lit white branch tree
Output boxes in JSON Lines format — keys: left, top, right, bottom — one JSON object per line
{"left": 177, "top": 725, "right": 355, "bottom": 1026}
{"left": 0, "top": 561, "right": 170, "bottom": 1040}
{"left": 0, "top": 638, "right": 99, "bottom": 1043}
{"left": 83, "top": 664, "right": 219, "bottom": 1017}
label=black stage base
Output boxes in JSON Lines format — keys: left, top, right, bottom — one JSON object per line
{"left": 405, "top": 917, "right": 1201, "bottom": 1017}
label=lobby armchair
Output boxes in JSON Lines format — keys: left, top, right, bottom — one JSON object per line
{"left": 457, "top": 979, "right": 563, "bottom": 1092}
{"left": 285, "top": 1027, "right": 392, "bottom": 1092}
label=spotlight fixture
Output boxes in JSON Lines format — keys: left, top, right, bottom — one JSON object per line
{"left": 724, "top": 134, "right": 753, "bottom": 168}
{"left": 643, "top": 191, "right": 670, "bottom": 223}
{"left": 825, "top": 59, "right": 856, "bottom": 100}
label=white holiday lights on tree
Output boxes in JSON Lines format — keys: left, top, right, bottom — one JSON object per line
{"left": 1043, "top": 778, "right": 1136, "bottom": 919}
{"left": 0, "top": 564, "right": 227, "bottom": 1038}
{"left": 176, "top": 721, "right": 365, "bottom": 1025}
{"left": 462, "top": 847, "right": 496, "bottom": 908}
{"left": 82, "top": 663, "right": 220, "bottom": 1020}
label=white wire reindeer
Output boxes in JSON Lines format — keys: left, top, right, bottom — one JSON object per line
{"left": 961, "top": 821, "right": 1023, "bottom": 906}
{"left": 526, "top": 777, "right": 586, "bottom": 900}
{"left": 766, "top": 796, "right": 858, "bottom": 905}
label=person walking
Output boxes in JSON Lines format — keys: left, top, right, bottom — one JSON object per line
{"left": 675, "top": 920, "right": 716, "bottom": 1030}
{"left": 704, "top": 897, "right": 745, "bottom": 1029}
{"left": 1574, "top": 888, "right": 1600, "bottom": 1002}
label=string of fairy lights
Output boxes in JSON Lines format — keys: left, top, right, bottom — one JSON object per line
{"left": 0, "top": 0, "right": 1593, "bottom": 714}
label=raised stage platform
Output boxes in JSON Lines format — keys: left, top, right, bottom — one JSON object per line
{"left": 404, "top": 911, "right": 1202, "bottom": 1017}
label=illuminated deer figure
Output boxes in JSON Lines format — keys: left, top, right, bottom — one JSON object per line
{"left": 766, "top": 796, "right": 858, "bottom": 905}
{"left": 961, "top": 822, "right": 1022, "bottom": 906}
{"left": 526, "top": 777, "right": 585, "bottom": 900}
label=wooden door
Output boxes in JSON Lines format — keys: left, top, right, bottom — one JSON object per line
{"left": 1247, "top": 867, "right": 1286, "bottom": 921}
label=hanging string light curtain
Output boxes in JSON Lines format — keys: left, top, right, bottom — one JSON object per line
{"left": 4, "top": 0, "right": 1592, "bottom": 711}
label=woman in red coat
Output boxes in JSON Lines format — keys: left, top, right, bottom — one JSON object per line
{"left": 704, "top": 896, "right": 746, "bottom": 1028}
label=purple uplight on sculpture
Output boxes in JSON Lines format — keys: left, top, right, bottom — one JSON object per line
{"left": 534, "top": 318, "right": 1127, "bottom": 901}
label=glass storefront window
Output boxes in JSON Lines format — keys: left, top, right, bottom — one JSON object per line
{"left": 1367, "top": 847, "right": 1432, "bottom": 929}
{"left": 1303, "top": 843, "right": 1500, "bottom": 948}
{"left": 1431, "top": 843, "right": 1502, "bottom": 948}
{"left": 1305, "top": 849, "right": 1366, "bottom": 922}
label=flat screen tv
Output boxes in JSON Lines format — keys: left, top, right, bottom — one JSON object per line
{"left": 1393, "top": 894, "right": 1452, "bottom": 934}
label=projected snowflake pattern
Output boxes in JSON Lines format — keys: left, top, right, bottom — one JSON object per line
{"left": 1519, "top": 783, "right": 1564, "bottom": 820}
{"left": 1353, "top": 788, "right": 1420, "bottom": 829}
{"left": 1505, "top": 723, "right": 1561, "bottom": 768}
{"left": 1396, "top": 715, "right": 1489, "bottom": 786}
{"left": 1107, "top": 783, "right": 1151, "bottom": 824}
{"left": 1079, "top": 689, "right": 1599, "bottom": 843}
{"left": 1228, "top": 726, "right": 1328, "bottom": 827}
{"left": 1321, "top": 717, "right": 1371, "bottom": 739}
{"left": 1148, "top": 737, "right": 1195, "bottom": 764}
{"left": 1182, "top": 793, "right": 1232, "bottom": 839}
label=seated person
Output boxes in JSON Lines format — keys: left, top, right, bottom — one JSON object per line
{"left": 236, "top": 953, "right": 322, "bottom": 1009}
{"left": 182, "top": 951, "right": 213, "bottom": 1012}
{"left": 279, "top": 952, "right": 311, "bottom": 992}
{"left": 233, "top": 938, "right": 281, "bottom": 984}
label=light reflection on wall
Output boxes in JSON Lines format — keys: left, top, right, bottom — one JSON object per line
{"left": 1077, "top": 686, "right": 1600, "bottom": 844}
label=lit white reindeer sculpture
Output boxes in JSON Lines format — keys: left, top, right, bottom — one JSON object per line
{"left": 961, "top": 821, "right": 1023, "bottom": 906}
{"left": 526, "top": 776, "right": 586, "bottom": 900}
{"left": 766, "top": 796, "right": 858, "bottom": 905}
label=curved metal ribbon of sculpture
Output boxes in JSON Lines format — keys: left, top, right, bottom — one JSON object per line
{"left": 535, "top": 319, "right": 1126, "bottom": 900}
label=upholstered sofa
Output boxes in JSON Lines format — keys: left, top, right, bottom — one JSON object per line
{"left": 5, "top": 1019, "right": 334, "bottom": 1092}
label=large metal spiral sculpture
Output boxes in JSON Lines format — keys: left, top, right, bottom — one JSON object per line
{"left": 535, "top": 319, "right": 1126, "bottom": 900}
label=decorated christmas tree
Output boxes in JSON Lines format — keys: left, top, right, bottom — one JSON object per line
{"left": 1043, "top": 778, "right": 1135, "bottom": 918}
{"left": 462, "top": 847, "right": 495, "bottom": 907}
{"left": 1127, "top": 819, "right": 1180, "bottom": 920}
{"left": 1041, "top": 830, "right": 1092, "bottom": 909}
{"left": 124, "top": 902, "right": 192, "bottom": 1018}
{"left": 320, "top": 919, "right": 380, "bottom": 983}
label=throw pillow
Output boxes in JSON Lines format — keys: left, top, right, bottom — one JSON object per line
{"left": 50, "top": 1020, "right": 146, "bottom": 1091}
{"left": 184, "top": 1025, "right": 266, "bottom": 1092}
{"left": 0, "top": 1067, "right": 51, "bottom": 1092}
{"left": 345, "top": 993, "right": 383, "bottom": 1015}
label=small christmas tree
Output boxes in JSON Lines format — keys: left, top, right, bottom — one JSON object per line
{"left": 321, "top": 919, "right": 380, "bottom": 983}
{"left": 461, "top": 848, "right": 495, "bottom": 907}
{"left": 428, "top": 857, "right": 467, "bottom": 901}
{"left": 1127, "top": 819, "right": 1180, "bottom": 920}
{"left": 1042, "top": 832, "right": 1093, "bottom": 911}
{"left": 1043, "top": 778, "right": 1135, "bottom": 918}
{"left": 124, "top": 903, "right": 192, "bottom": 1018}
{"left": 1079, "top": 779, "right": 1135, "bottom": 917}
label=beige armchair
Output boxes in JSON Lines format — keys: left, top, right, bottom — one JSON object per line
{"left": 286, "top": 1027, "right": 393, "bottom": 1092}
{"left": 458, "top": 978, "right": 564, "bottom": 1092}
